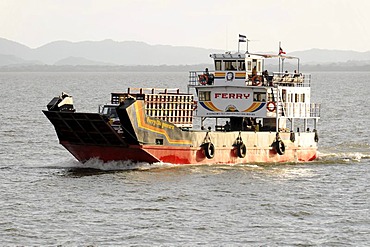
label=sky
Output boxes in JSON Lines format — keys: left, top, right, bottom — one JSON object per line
{"left": 1, "top": 0, "right": 370, "bottom": 52}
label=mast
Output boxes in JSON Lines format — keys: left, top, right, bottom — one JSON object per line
{"left": 238, "top": 34, "right": 246, "bottom": 53}
{"left": 278, "top": 41, "right": 281, "bottom": 72}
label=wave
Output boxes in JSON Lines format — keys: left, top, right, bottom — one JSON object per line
{"left": 84, "top": 158, "right": 178, "bottom": 171}
{"left": 46, "top": 147, "right": 370, "bottom": 175}
{"left": 315, "top": 140, "right": 370, "bottom": 164}
{"left": 316, "top": 150, "right": 370, "bottom": 163}
{"left": 50, "top": 159, "right": 264, "bottom": 176}
{"left": 59, "top": 158, "right": 178, "bottom": 171}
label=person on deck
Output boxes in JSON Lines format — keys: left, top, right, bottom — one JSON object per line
{"left": 263, "top": 70, "right": 270, "bottom": 86}
{"left": 294, "top": 70, "right": 302, "bottom": 77}
{"left": 251, "top": 66, "right": 258, "bottom": 84}
{"left": 224, "top": 121, "right": 231, "bottom": 131}
{"left": 252, "top": 66, "right": 257, "bottom": 77}
{"left": 204, "top": 67, "right": 214, "bottom": 85}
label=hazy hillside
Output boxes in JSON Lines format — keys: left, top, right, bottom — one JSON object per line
{"left": 0, "top": 54, "right": 43, "bottom": 66}
{"left": 54, "top": 56, "right": 116, "bottom": 66}
{"left": 0, "top": 38, "right": 222, "bottom": 65}
{"left": 290, "top": 49, "right": 370, "bottom": 64}
{"left": 0, "top": 54, "right": 28, "bottom": 66}
{"left": 0, "top": 38, "right": 33, "bottom": 58}
{"left": 36, "top": 39, "right": 223, "bottom": 65}
{"left": 1, "top": 37, "right": 370, "bottom": 68}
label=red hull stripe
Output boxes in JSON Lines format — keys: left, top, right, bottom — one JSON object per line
{"left": 62, "top": 141, "right": 317, "bottom": 164}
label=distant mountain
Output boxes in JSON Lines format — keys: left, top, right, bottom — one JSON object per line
{"left": 54, "top": 56, "right": 116, "bottom": 66}
{"left": 0, "top": 54, "right": 42, "bottom": 66}
{"left": 31, "top": 39, "right": 223, "bottom": 65}
{"left": 0, "top": 54, "right": 27, "bottom": 66}
{"left": 1, "top": 37, "right": 370, "bottom": 67}
{"left": 0, "top": 38, "right": 223, "bottom": 65}
{"left": 290, "top": 49, "right": 370, "bottom": 64}
{"left": 0, "top": 38, "right": 33, "bottom": 58}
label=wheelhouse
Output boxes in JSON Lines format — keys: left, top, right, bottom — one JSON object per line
{"left": 188, "top": 51, "right": 320, "bottom": 133}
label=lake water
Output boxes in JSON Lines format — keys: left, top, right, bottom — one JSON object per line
{"left": 0, "top": 71, "right": 369, "bottom": 246}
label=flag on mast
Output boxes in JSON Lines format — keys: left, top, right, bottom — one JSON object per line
{"left": 239, "top": 34, "right": 246, "bottom": 42}
{"left": 279, "top": 47, "right": 286, "bottom": 55}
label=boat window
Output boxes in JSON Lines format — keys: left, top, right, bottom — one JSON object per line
{"left": 102, "top": 106, "right": 118, "bottom": 118}
{"left": 224, "top": 60, "right": 237, "bottom": 71}
{"left": 289, "top": 94, "right": 293, "bottom": 103}
{"left": 215, "top": 60, "right": 222, "bottom": 71}
{"left": 282, "top": 89, "right": 287, "bottom": 101}
{"left": 257, "top": 61, "right": 262, "bottom": 72}
{"left": 155, "top": 139, "right": 164, "bottom": 145}
{"left": 293, "top": 93, "right": 305, "bottom": 102}
{"left": 254, "top": 92, "right": 266, "bottom": 102}
{"left": 238, "top": 60, "right": 245, "bottom": 71}
{"left": 250, "top": 59, "right": 259, "bottom": 73}
{"left": 247, "top": 61, "right": 252, "bottom": 71}
{"left": 199, "top": 91, "right": 211, "bottom": 101}
{"left": 267, "top": 92, "right": 274, "bottom": 102}
{"left": 294, "top": 93, "right": 306, "bottom": 102}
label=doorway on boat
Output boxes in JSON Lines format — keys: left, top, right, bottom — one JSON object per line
{"left": 226, "top": 117, "right": 266, "bottom": 132}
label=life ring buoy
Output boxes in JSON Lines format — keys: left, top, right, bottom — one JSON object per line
{"left": 252, "top": 77, "right": 258, "bottom": 86}
{"left": 199, "top": 75, "right": 208, "bottom": 85}
{"left": 193, "top": 101, "right": 197, "bottom": 111}
{"left": 251, "top": 76, "right": 262, "bottom": 86}
{"left": 201, "top": 142, "right": 215, "bottom": 159}
{"left": 273, "top": 140, "right": 285, "bottom": 155}
{"left": 236, "top": 143, "right": 246, "bottom": 158}
{"left": 267, "top": 101, "right": 276, "bottom": 112}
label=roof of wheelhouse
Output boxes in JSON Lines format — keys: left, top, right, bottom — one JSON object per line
{"left": 210, "top": 52, "right": 298, "bottom": 60}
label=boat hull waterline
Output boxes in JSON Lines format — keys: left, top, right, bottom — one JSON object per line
{"left": 61, "top": 142, "right": 317, "bottom": 164}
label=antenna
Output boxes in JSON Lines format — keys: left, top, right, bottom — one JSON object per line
{"left": 225, "top": 25, "right": 229, "bottom": 51}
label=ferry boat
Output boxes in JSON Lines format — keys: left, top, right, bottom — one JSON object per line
{"left": 43, "top": 42, "right": 320, "bottom": 165}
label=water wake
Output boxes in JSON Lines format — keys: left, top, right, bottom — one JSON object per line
{"left": 317, "top": 150, "right": 369, "bottom": 163}
{"left": 68, "top": 158, "right": 178, "bottom": 171}
{"left": 48, "top": 147, "right": 370, "bottom": 174}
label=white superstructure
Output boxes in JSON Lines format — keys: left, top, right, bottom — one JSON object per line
{"left": 188, "top": 51, "right": 320, "bottom": 132}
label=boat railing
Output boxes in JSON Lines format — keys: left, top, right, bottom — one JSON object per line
{"left": 188, "top": 70, "right": 214, "bottom": 87}
{"left": 272, "top": 72, "right": 311, "bottom": 87}
{"left": 310, "top": 103, "right": 321, "bottom": 118}
{"left": 282, "top": 102, "right": 320, "bottom": 118}
{"left": 189, "top": 71, "right": 311, "bottom": 88}
{"left": 111, "top": 89, "right": 195, "bottom": 128}
{"left": 111, "top": 88, "right": 185, "bottom": 104}
{"left": 144, "top": 93, "right": 194, "bottom": 128}
{"left": 126, "top": 87, "right": 181, "bottom": 94}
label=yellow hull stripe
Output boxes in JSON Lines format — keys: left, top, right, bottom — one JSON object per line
{"left": 215, "top": 72, "right": 225, "bottom": 77}
{"left": 204, "top": 101, "right": 222, "bottom": 111}
{"left": 135, "top": 102, "right": 192, "bottom": 145}
{"left": 242, "top": 102, "right": 260, "bottom": 112}
{"left": 235, "top": 72, "right": 245, "bottom": 77}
